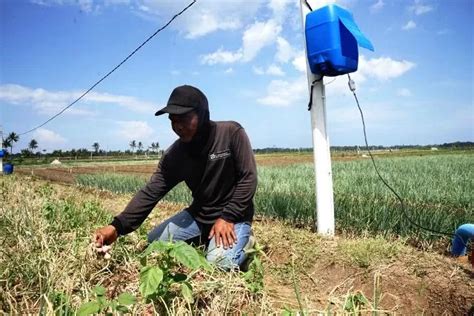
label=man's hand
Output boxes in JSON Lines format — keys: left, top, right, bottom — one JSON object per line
{"left": 94, "top": 225, "right": 118, "bottom": 252}
{"left": 209, "top": 218, "right": 237, "bottom": 249}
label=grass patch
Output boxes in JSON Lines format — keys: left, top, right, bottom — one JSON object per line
{"left": 0, "top": 175, "right": 267, "bottom": 314}
{"left": 338, "top": 236, "right": 405, "bottom": 268}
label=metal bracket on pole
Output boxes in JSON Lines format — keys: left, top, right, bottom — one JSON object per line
{"left": 299, "top": 0, "right": 335, "bottom": 236}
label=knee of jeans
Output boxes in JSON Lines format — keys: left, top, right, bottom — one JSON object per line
{"left": 456, "top": 224, "right": 474, "bottom": 239}
{"left": 147, "top": 224, "right": 173, "bottom": 243}
{"left": 206, "top": 248, "right": 238, "bottom": 271}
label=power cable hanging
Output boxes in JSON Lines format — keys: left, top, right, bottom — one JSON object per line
{"left": 19, "top": 0, "right": 197, "bottom": 136}
{"left": 347, "top": 74, "right": 463, "bottom": 244}
{"left": 307, "top": 76, "right": 323, "bottom": 111}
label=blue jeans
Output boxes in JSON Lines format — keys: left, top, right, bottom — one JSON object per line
{"left": 147, "top": 210, "right": 252, "bottom": 270}
{"left": 451, "top": 223, "right": 474, "bottom": 256}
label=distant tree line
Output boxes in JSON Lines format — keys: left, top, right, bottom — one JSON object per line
{"left": 253, "top": 147, "right": 313, "bottom": 154}
{"left": 3, "top": 128, "right": 472, "bottom": 161}
{"left": 2, "top": 133, "right": 163, "bottom": 161}
{"left": 254, "top": 142, "right": 474, "bottom": 154}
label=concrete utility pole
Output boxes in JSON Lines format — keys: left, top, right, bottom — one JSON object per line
{"left": 299, "top": 0, "right": 335, "bottom": 236}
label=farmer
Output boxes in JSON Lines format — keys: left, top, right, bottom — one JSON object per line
{"left": 451, "top": 223, "right": 474, "bottom": 267}
{"left": 94, "top": 85, "right": 257, "bottom": 270}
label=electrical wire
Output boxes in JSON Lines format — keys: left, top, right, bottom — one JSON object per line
{"left": 347, "top": 74, "right": 462, "bottom": 243}
{"left": 307, "top": 76, "right": 323, "bottom": 111}
{"left": 325, "top": 77, "right": 337, "bottom": 85}
{"left": 19, "top": 0, "right": 197, "bottom": 136}
{"left": 304, "top": 0, "right": 313, "bottom": 11}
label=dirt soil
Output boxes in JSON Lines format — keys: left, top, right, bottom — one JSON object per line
{"left": 38, "top": 179, "right": 474, "bottom": 315}
{"left": 16, "top": 154, "right": 346, "bottom": 183}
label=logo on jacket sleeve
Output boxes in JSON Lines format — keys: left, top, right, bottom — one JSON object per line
{"left": 209, "top": 149, "right": 231, "bottom": 161}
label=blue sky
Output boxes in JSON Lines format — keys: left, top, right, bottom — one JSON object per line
{"left": 1, "top": 0, "right": 472, "bottom": 152}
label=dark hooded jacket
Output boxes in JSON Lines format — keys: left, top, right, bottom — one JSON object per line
{"left": 111, "top": 91, "right": 257, "bottom": 236}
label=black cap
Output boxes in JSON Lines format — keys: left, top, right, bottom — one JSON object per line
{"left": 155, "top": 85, "right": 208, "bottom": 116}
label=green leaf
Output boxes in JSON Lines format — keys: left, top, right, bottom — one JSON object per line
{"left": 180, "top": 282, "right": 194, "bottom": 304}
{"left": 172, "top": 273, "right": 188, "bottom": 282}
{"left": 355, "top": 292, "right": 369, "bottom": 305}
{"left": 139, "top": 266, "right": 163, "bottom": 298}
{"left": 77, "top": 301, "right": 100, "bottom": 316}
{"left": 139, "top": 255, "right": 147, "bottom": 267}
{"left": 93, "top": 285, "right": 106, "bottom": 297}
{"left": 109, "top": 300, "right": 117, "bottom": 311}
{"left": 96, "top": 295, "right": 108, "bottom": 309}
{"left": 116, "top": 305, "right": 130, "bottom": 313}
{"left": 169, "top": 241, "right": 202, "bottom": 270}
{"left": 117, "top": 292, "right": 136, "bottom": 306}
{"left": 199, "top": 255, "right": 213, "bottom": 272}
{"left": 281, "top": 306, "right": 294, "bottom": 316}
{"left": 141, "top": 241, "right": 171, "bottom": 257}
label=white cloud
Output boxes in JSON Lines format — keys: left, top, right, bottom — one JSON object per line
{"left": 115, "top": 121, "right": 154, "bottom": 141}
{"left": 32, "top": 128, "right": 67, "bottom": 148}
{"left": 137, "top": 0, "right": 263, "bottom": 39}
{"left": 310, "top": 0, "right": 357, "bottom": 10}
{"left": 200, "top": 48, "right": 243, "bottom": 65}
{"left": 30, "top": 0, "right": 65, "bottom": 7}
{"left": 241, "top": 19, "right": 282, "bottom": 62}
{"left": 437, "top": 29, "right": 450, "bottom": 35}
{"left": 257, "top": 76, "right": 307, "bottom": 107}
{"left": 275, "top": 37, "right": 296, "bottom": 64}
{"left": 254, "top": 64, "right": 285, "bottom": 76}
{"left": 201, "top": 19, "right": 282, "bottom": 65}
{"left": 397, "top": 88, "right": 412, "bottom": 97}
{"left": 357, "top": 56, "right": 415, "bottom": 81}
{"left": 78, "top": 0, "right": 93, "bottom": 12}
{"left": 32, "top": 0, "right": 95, "bottom": 12}
{"left": 138, "top": 4, "right": 149, "bottom": 12}
{"left": 266, "top": 64, "right": 285, "bottom": 76}
{"left": 268, "top": 0, "right": 294, "bottom": 23}
{"left": 104, "top": 0, "right": 131, "bottom": 5}
{"left": 402, "top": 20, "right": 416, "bottom": 30}
{"left": 257, "top": 54, "right": 416, "bottom": 106}
{"left": 292, "top": 54, "right": 307, "bottom": 72}
{"left": 408, "top": 0, "right": 433, "bottom": 15}
{"left": 85, "top": 91, "right": 156, "bottom": 113}
{"left": 0, "top": 84, "right": 155, "bottom": 115}
{"left": 224, "top": 68, "right": 234, "bottom": 74}
{"left": 292, "top": 55, "right": 414, "bottom": 86}
{"left": 253, "top": 66, "right": 265, "bottom": 75}
{"left": 370, "top": 0, "right": 384, "bottom": 13}
{"left": 182, "top": 9, "right": 241, "bottom": 39}
{"left": 31, "top": 0, "right": 263, "bottom": 38}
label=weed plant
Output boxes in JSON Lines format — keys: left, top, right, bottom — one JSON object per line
{"left": 0, "top": 176, "right": 121, "bottom": 313}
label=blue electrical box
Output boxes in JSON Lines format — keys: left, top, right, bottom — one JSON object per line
{"left": 305, "top": 4, "right": 374, "bottom": 77}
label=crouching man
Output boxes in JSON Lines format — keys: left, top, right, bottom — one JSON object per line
{"left": 94, "top": 85, "right": 257, "bottom": 270}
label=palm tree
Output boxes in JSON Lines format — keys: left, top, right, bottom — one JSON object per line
{"left": 2, "top": 138, "right": 12, "bottom": 153}
{"left": 138, "top": 141, "right": 143, "bottom": 153}
{"left": 129, "top": 140, "right": 136, "bottom": 153}
{"left": 92, "top": 142, "right": 100, "bottom": 154}
{"left": 5, "top": 132, "right": 19, "bottom": 154}
{"left": 149, "top": 142, "right": 160, "bottom": 154}
{"left": 29, "top": 139, "right": 38, "bottom": 153}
